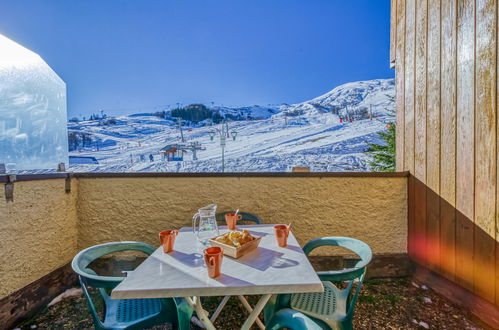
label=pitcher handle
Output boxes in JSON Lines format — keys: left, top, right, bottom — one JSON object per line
{"left": 192, "top": 213, "right": 200, "bottom": 237}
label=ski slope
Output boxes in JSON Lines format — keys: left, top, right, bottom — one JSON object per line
{"left": 69, "top": 78, "right": 394, "bottom": 172}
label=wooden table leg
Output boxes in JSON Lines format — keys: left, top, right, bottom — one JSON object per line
{"left": 187, "top": 294, "right": 271, "bottom": 330}
{"left": 237, "top": 296, "right": 265, "bottom": 330}
{"left": 210, "top": 295, "right": 231, "bottom": 323}
{"left": 185, "top": 296, "right": 216, "bottom": 330}
{"left": 240, "top": 294, "right": 272, "bottom": 330}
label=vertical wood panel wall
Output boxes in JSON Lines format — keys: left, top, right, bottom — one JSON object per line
{"left": 391, "top": 0, "right": 498, "bottom": 305}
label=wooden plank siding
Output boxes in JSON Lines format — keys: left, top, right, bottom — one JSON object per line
{"left": 390, "top": 0, "right": 397, "bottom": 67}
{"left": 455, "top": 0, "right": 475, "bottom": 292}
{"left": 395, "top": 0, "right": 406, "bottom": 171}
{"left": 413, "top": 0, "right": 428, "bottom": 267}
{"left": 415, "top": 0, "right": 428, "bottom": 182}
{"left": 404, "top": 0, "right": 416, "bottom": 174}
{"left": 497, "top": 0, "right": 499, "bottom": 308}
{"left": 474, "top": 0, "right": 496, "bottom": 303}
{"left": 426, "top": 0, "right": 441, "bottom": 273}
{"left": 426, "top": 0, "right": 441, "bottom": 195}
{"left": 439, "top": 0, "right": 458, "bottom": 282}
{"left": 392, "top": 0, "right": 498, "bottom": 306}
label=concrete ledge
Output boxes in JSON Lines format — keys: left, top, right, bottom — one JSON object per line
{"left": 73, "top": 171, "right": 409, "bottom": 178}
{"left": 0, "top": 264, "right": 77, "bottom": 329}
{"left": 0, "top": 171, "right": 410, "bottom": 183}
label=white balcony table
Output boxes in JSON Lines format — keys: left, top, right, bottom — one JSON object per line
{"left": 112, "top": 224, "right": 323, "bottom": 330}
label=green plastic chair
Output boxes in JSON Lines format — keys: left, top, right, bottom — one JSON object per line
{"left": 264, "top": 237, "right": 372, "bottom": 330}
{"left": 216, "top": 211, "right": 263, "bottom": 225}
{"left": 71, "top": 241, "right": 193, "bottom": 330}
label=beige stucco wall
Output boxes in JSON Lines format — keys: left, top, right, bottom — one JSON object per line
{"left": 77, "top": 177, "right": 407, "bottom": 255}
{"left": 0, "top": 175, "right": 407, "bottom": 299}
{"left": 0, "top": 179, "right": 78, "bottom": 298}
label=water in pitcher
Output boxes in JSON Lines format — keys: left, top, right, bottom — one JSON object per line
{"left": 192, "top": 204, "right": 219, "bottom": 245}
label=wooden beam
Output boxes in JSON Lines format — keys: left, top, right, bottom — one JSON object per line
{"left": 414, "top": 177, "right": 428, "bottom": 266}
{"left": 439, "top": 0, "right": 458, "bottom": 281}
{"left": 408, "top": 174, "right": 416, "bottom": 259}
{"left": 497, "top": 0, "right": 499, "bottom": 309}
{"left": 426, "top": 0, "right": 441, "bottom": 194}
{"left": 395, "top": 0, "right": 406, "bottom": 171}
{"left": 474, "top": 0, "right": 497, "bottom": 304}
{"left": 455, "top": 0, "right": 475, "bottom": 292}
{"left": 415, "top": 0, "right": 428, "bottom": 182}
{"left": 390, "top": 0, "right": 398, "bottom": 66}
{"left": 404, "top": 0, "right": 416, "bottom": 173}
{"left": 426, "top": 0, "right": 442, "bottom": 273}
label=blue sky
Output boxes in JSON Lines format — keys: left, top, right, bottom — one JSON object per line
{"left": 0, "top": 0, "right": 393, "bottom": 117}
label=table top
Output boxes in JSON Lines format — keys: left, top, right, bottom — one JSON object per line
{"left": 112, "top": 225, "right": 323, "bottom": 299}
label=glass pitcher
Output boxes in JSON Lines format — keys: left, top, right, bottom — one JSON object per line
{"left": 192, "top": 204, "right": 219, "bottom": 245}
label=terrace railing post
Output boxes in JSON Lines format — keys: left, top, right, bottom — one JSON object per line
{"left": 4, "top": 174, "right": 15, "bottom": 202}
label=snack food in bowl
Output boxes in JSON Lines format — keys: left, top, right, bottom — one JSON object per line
{"left": 210, "top": 230, "right": 261, "bottom": 258}
{"left": 214, "top": 230, "right": 255, "bottom": 247}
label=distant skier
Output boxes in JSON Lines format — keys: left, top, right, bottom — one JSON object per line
{"left": 149, "top": 154, "right": 154, "bottom": 162}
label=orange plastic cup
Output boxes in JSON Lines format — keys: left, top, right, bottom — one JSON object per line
{"left": 225, "top": 213, "right": 242, "bottom": 230}
{"left": 159, "top": 230, "right": 179, "bottom": 253}
{"left": 274, "top": 225, "right": 291, "bottom": 247}
{"left": 204, "top": 246, "right": 224, "bottom": 278}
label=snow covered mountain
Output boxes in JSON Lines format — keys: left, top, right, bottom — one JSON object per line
{"left": 278, "top": 78, "right": 395, "bottom": 120}
{"left": 211, "top": 105, "right": 280, "bottom": 120}
{"left": 304, "top": 78, "right": 394, "bottom": 112}
{"left": 68, "top": 78, "right": 395, "bottom": 173}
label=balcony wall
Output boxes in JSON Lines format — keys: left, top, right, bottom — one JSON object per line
{"left": 0, "top": 173, "right": 408, "bottom": 303}
{"left": 76, "top": 174, "right": 408, "bottom": 254}
{"left": 0, "top": 178, "right": 78, "bottom": 298}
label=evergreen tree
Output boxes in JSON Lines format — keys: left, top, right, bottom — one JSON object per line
{"left": 368, "top": 123, "right": 396, "bottom": 172}
{"left": 154, "top": 110, "right": 167, "bottom": 119}
{"left": 212, "top": 111, "right": 223, "bottom": 124}
{"left": 171, "top": 104, "right": 215, "bottom": 123}
{"left": 68, "top": 132, "right": 79, "bottom": 151}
